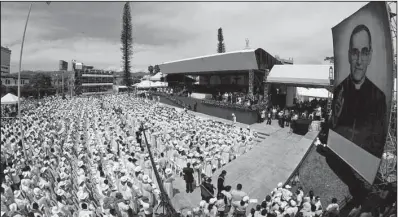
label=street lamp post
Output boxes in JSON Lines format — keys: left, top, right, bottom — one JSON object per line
{"left": 18, "top": 2, "right": 33, "bottom": 160}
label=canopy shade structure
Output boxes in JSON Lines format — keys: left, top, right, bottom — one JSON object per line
{"left": 135, "top": 80, "right": 155, "bottom": 89}
{"left": 159, "top": 48, "right": 282, "bottom": 75}
{"left": 297, "top": 87, "right": 331, "bottom": 98}
{"left": 267, "top": 65, "right": 333, "bottom": 88}
{"left": 152, "top": 81, "right": 168, "bottom": 88}
{"left": 1, "top": 93, "right": 19, "bottom": 105}
{"left": 149, "top": 72, "right": 164, "bottom": 81}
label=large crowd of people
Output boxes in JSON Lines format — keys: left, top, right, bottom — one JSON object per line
{"left": 0, "top": 94, "right": 257, "bottom": 217}
{"left": 0, "top": 93, "right": 395, "bottom": 217}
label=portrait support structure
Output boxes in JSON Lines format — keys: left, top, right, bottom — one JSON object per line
{"left": 375, "top": 1, "right": 397, "bottom": 186}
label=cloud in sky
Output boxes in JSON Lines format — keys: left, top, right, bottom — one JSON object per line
{"left": 1, "top": 1, "right": 371, "bottom": 73}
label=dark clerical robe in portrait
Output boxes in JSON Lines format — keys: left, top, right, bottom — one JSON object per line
{"left": 331, "top": 75, "right": 387, "bottom": 158}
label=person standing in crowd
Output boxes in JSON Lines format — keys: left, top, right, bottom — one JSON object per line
{"left": 278, "top": 110, "right": 285, "bottom": 128}
{"left": 232, "top": 113, "right": 236, "bottom": 126}
{"left": 326, "top": 198, "right": 340, "bottom": 217}
{"left": 315, "top": 104, "right": 322, "bottom": 121}
{"left": 217, "top": 170, "right": 227, "bottom": 197}
{"left": 163, "top": 168, "right": 174, "bottom": 198}
{"left": 266, "top": 109, "right": 272, "bottom": 125}
{"left": 158, "top": 153, "right": 167, "bottom": 175}
{"left": 201, "top": 178, "right": 215, "bottom": 202}
{"left": 272, "top": 107, "right": 277, "bottom": 120}
{"left": 261, "top": 110, "right": 266, "bottom": 123}
{"left": 183, "top": 163, "right": 195, "bottom": 194}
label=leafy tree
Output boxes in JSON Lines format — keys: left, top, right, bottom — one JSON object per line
{"left": 217, "top": 27, "right": 226, "bottom": 53}
{"left": 121, "top": 2, "right": 133, "bottom": 92}
{"left": 28, "top": 73, "right": 54, "bottom": 98}
{"left": 154, "top": 65, "right": 160, "bottom": 74}
{"left": 148, "top": 65, "right": 154, "bottom": 75}
{"left": 324, "top": 56, "right": 334, "bottom": 64}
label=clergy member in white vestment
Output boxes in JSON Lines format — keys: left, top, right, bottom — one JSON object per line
{"left": 163, "top": 168, "right": 175, "bottom": 198}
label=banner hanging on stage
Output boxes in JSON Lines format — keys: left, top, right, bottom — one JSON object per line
{"left": 328, "top": 1, "right": 394, "bottom": 184}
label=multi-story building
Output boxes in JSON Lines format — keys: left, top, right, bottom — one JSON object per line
{"left": 1, "top": 46, "right": 12, "bottom": 74}
{"left": 80, "top": 68, "right": 114, "bottom": 95}
{"left": 1, "top": 73, "right": 30, "bottom": 86}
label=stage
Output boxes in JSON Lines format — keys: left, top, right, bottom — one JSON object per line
{"left": 158, "top": 95, "right": 259, "bottom": 124}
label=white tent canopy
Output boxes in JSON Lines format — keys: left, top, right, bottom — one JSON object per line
{"left": 267, "top": 65, "right": 332, "bottom": 88}
{"left": 152, "top": 81, "right": 168, "bottom": 87}
{"left": 149, "top": 72, "right": 164, "bottom": 81}
{"left": 1, "top": 93, "right": 19, "bottom": 105}
{"left": 135, "top": 80, "right": 155, "bottom": 89}
{"left": 297, "top": 87, "right": 330, "bottom": 98}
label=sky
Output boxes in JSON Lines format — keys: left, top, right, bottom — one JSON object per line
{"left": 1, "top": 1, "right": 391, "bottom": 73}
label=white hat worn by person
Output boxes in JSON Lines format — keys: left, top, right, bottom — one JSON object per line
{"left": 33, "top": 188, "right": 42, "bottom": 196}
{"left": 199, "top": 200, "right": 207, "bottom": 207}
{"left": 77, "top": 191, "right": 89, "bottom": 200}
{"left": 52, "top": 206, "right": 62, "bottom": 214}
{"left": 142, "top": 175, "right": 149, "bottom": 182}
{"left": 243, "top": 196, "right": 250, "bottom": 202}
{"left": 165, "top": 168, "right": 172, "bottom": 175}
{"left": 120, "top": 176, "right": 128, "bottom": 182}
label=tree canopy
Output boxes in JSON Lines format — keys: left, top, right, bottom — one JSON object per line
{"left": 121, "top": 2, "right": 133, "bottom": 89}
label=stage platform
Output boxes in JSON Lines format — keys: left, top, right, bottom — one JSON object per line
{"left": 158, "top": 95, "right": 259, "bottom": 124}
{"left": 170, "top": 123, "right": 319, "bottom": 213}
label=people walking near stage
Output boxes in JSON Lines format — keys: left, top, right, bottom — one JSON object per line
{"left": 201, "top": 178, "right": 216, "bottom": 202}
{"left": 183, "top": 163, "right": 195, "bottom": 193}
{"left": 217, "top": 170, "right": 227, "bottom": 197}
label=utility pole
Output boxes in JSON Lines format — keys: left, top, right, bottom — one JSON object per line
{"left": 18, "top": 3, "right": 33, "bottom": 161}
{"left": 62, "top": 69, "right": 65, "bottom": 99}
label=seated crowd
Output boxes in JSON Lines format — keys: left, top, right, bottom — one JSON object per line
{"left": 1, "top": 94, "right": 257, "bottom": 217}
{"left": 192, "top": 181, "right": 341, "bottom": 217}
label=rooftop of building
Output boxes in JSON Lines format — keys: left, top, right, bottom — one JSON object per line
{"left": 1, "top": 46, "right": 11, "bottom": 53}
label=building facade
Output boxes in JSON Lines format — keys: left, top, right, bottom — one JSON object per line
{"left": 80, "top": 69, "right": 114, "bottom": 95}
{"left": 1, "top": 46, "right": 11, "bottom": 74}
{"left": 1, "top": 73, "right": 30, "bottom": 87}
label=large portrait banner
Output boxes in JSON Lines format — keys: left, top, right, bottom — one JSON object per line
{"left": 328, "top": 2, "right": 394, "bottom": 184}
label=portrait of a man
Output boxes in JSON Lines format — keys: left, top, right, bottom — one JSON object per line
{"left": 331, "top": 24, "right": 387, "bottom": 158}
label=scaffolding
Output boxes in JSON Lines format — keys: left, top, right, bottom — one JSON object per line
{"left": 375, "top": 1, "right": 397, "bottom": 186}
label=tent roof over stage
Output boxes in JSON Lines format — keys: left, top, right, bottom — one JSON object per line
{"left": 159, "top": 48, "right": 282, "bottom": 75}
{"left": 267, "top": 65, "right": 332, "bottom": 88}
{"left": 149, "top": 72, "right": 164, "bottom": 81}
{"left": 1, "top": 93, "right": 19, "bottom": 105}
